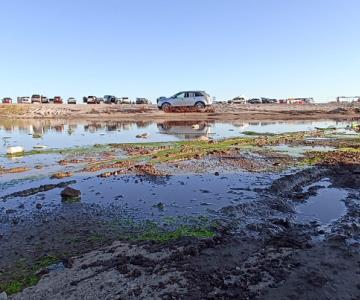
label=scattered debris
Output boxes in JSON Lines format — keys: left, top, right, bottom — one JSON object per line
{"left": 136, "top": 133, "right": 150, "bottom": 139}
{"left": 6, "top": 146, "right": 24, "bottom": 155}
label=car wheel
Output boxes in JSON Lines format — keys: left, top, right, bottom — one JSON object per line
{"left": 194, "top": 102, "right": 205, "bottom": 109}
{"left": 161, "top": 103, "right": 171, "bottom": 111}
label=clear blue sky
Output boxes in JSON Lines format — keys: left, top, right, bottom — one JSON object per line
{"left": 1, "top": 0, "right": 359, "bottom": 102}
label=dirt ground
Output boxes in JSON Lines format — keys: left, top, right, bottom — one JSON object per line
{"left": 1, "top": 102, "right": 360, "bottom": 121}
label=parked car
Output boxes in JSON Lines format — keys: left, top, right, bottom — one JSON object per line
{"left": 247, "top": 98, "right": 262, "bottom": 104}
{"left": 228, "top": 96, "right": 246, "bottom": 104}
{"left": 261, "top": 97, "right": 277, "bottom": 104}
{"left": 17, "top": 97, "right": 31, "bottom": 104}
{"left": 31, "top": 94, "right": 41, "bottom": 103}
{"left": 120, "top": 97, "right": 131, "bottom": 104}
{"left": 67, "top": 97, "right": 77, "bottom": 104}
{"left": 2, "top": 97, "right": 12, "bottom": 104}
{"left": 157, "top": 91, "right": 212, "bottom": 110}
{"left": 54, "top": 96, "right": 63, "bottom": 104}
{"left": 104, "top": 95, "right": 116, "bottom": 104}
{"left": 157, "top": 96, "right": 166, "bottom": 102}
{"left": 136, "top": 98, "right": 150, "bottom": 104}
{"left": 97, "top": 97, "right": 104, "bottom": 104}
{"left": 86, "top": 96, "right": 98, "bottom": 104}
{"left": 41, "top": 96, "right": 49, "bottom": 103}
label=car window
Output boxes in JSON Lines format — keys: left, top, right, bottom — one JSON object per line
{"left": 195, "top": 92, "right": 203, "bottom": 97}
{"left": 175, "top": 92, "right": 185, "bottom": 98}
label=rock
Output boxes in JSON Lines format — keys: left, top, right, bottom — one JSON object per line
{"left": 51, "top": 172, "right": 73, "bottom": 179}
{"left": 197, "top": 136, "right": 209, "bottom": 141}
{"left": 136, "top": 133, "right": 150, "bottom": 139}
{"left": 153, "top": 202, "right": 165, "bottom": 211}
{"left": 33, "top": 145, "right": 47, "bottom": 149}
{"left": 0, "top": 292, "right": 7, "bottom": 300}
{"left": 328, "top": 107, "right": 347, "bottom": 114}
{"left": 36, "top": 203, "right": 42, "bottom": 209}
{"left": 214, "top": 171, "right": 220, "bottom": 176}
{"left": 61, "top": 187, "right": 81, "bottom": 201}
{"left": 6, "top": 146, "right": 24, "bottom": 155}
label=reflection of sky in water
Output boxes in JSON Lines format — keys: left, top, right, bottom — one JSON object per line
{"left": 296, "top": 180, "right": 348, "bottom": 225}
{"left": 296, "top": 188, "right": 347, "bottom": 225}
{"left": 0, "top": 173, "right": 274, "bottom": 221}
{"left": 0, "top": 119, "right": 351, "bottom": 154}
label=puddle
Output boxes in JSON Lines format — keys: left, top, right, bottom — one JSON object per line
{"left": 296, "top": 181, "right": 348, "bottom": 224}
{"left": 0, "top": 173, "right": 275, "bottom": 221}
{"left": 269, "top": 144, "right": 335, "bottom": 157}
{"left": 0, "top": 119, "right": 352, "bottom": 155}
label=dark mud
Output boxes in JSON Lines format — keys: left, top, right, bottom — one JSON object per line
{"left": 3, "top": 164, "right": 359, "bottom": 299}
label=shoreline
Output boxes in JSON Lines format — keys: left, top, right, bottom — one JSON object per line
{"left": 0, "top": 103, "right": 359, "bottom": 122}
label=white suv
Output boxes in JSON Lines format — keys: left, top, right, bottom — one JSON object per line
{"left": 157, "top": 91, "right": 212, "bottom": 110}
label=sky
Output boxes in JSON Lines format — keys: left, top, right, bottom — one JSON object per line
{"left": 0, "top": 0, "right": 359, "bottom": 103}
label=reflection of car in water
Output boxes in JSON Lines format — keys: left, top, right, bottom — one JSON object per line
{"left": 157, "top": 121, "right": 213, "bottom": 139}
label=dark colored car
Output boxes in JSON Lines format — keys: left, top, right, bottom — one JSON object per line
{"left": 104, "top": 95, "right": 116, "bottom": 104}
{"left": 261, "top": 98, "right": 277, "bottom": 104}
{"left": 247, "top": 98, "right": 262, "bottom": 104}
{"left": 136, "top": 98, "right": 150, "bottom": 104}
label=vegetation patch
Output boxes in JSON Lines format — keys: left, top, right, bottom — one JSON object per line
{"left": 241, "top": 131, "right": 276, "bottom": 136}
{"left": 134, "top": 225, "right": 215, "bottom": 242}
{"left": 0, "top": 255, "right": 59, "bottom": 295}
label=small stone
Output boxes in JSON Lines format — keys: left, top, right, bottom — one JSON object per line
{"left": 36, "top": 203, "right": 42, "bottom": 209}
{"left": 51, "top": 172, "right": 73, "bottom": 179}
{"left": 61, "top": 187, "right": 81, "bottom": 202}
{"left": 153, "top": 202, "right": 165, "bottom": 211}
{"left": 214, "top": 171, "right": 220, "bottom": 176}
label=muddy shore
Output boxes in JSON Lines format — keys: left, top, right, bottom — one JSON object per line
{"left": 4, "top": 165, "right": 360, "bottom": 300}
{"left": 0, "top": 121, "right": 359, "bottom": 299}
{"left": 1, "top": 102, "right": 360, "bottom": 122}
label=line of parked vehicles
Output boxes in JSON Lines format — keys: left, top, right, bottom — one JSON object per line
{"left": 1, "top": 95, "right": 151, "bottom": 105}
{"left": 1, "top": 91, "right": 315, "bottom": 109}
{"left": 226, "top": 96, "right": 314, "bottom": 104}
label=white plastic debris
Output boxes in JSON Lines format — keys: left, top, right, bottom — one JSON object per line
{"left": 6, "top": 146, "right": 24, "bottom": 155}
